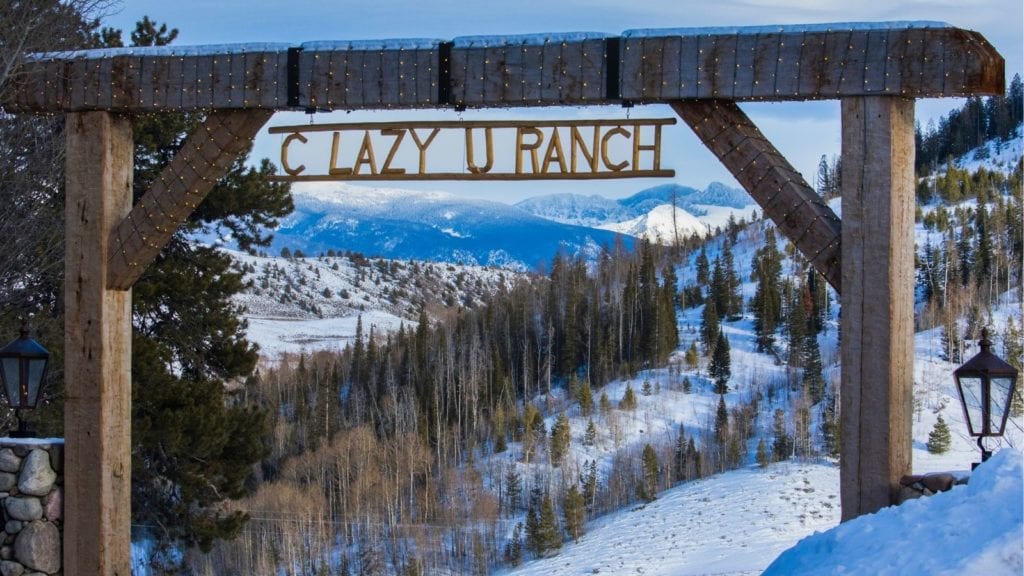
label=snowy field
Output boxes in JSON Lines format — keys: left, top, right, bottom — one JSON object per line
{"left": 505, "top": 462, "right": 840, "bottom": 576}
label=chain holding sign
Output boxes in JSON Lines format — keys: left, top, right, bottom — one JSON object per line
{"left": 268, "top": 119, "right": 676, "bottom": 181}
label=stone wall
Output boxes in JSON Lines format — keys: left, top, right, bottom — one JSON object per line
{"left": 0, "top": 440, "right": 63, "bottom": 576}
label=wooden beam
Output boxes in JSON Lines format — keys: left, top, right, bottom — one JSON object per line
{"left": 65, "top": 112, "right": 133, "bottom": 576}
{"left": 106, "top": 110, "right": 272, "bottom": 290}
{"left": 2, "top": 24, "right": 1003, "bottom": 113}
{"left": 839, "top": 96, "right": 915, "bottom": 520}
{"left": 672, "top": 99, "right": 842, "bottom": 291}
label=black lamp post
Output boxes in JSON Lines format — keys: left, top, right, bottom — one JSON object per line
{"left": 953, "top": 328, "right": 1019, "bottom": 468}
{"left": 0, "top": 324, "right": 50, "bottom": 438}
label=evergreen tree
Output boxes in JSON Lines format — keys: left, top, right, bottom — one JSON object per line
{"left": 772, "top": 409, "right": 792, "bottom": 461}
{"left": 578, "top": 380, "right": 594, "bottom": 417}
{"left": 620, "top": 384, "right": 638, "bottom": 410}
{"left": 714, "top": 394, "right": 729, "bottom": 448}
{"left": 701, "top": 297, "right": 721, "bottom": 355}
{"left": 674, "top": 426, "right": 689, "bottom": 481}
{"left": 505, "top": 523, "right": 524, "bottom": 567}
{"left": 641, "top": 379, "right": 653, "bottom": 396}
{"left": 751, "top": 229, "right": 783, "bottom": 352}
{"left": 563, "top": 484, "right": 586, "bottom": 542}
{"left": 927, "top": 415, "right": 952, "bottom": 454}
{"left": 537, "top": 494, "right": 562, "bottom": 555}
{"left": 756, "top": 438, "right": 770, "bottom": 468}
{"left": 640, "top": 443, "right": 660, "bottom": 501}
{"left": 583, "top": 419, "right": 597, "bottom": 447}
{"left": 581, "top": 460, "right": 599, "bottom": 512}
{"left": 550, "top": 413, "right": 572, "bottom": 467}
{"left": 599, "top": 391, "right": 612, "bottom": 415}
{"left": 695, "top": 245, "right": 710, "bottom": 286}
{"left": 802, "top": 332, "right": 826, "bottom": 403}
{"left": 1003, "top": 319, "right": 1023, "bottom": 416}
{"left": 682, "top": 375, "right": 693, "bottom": 394}
{"left": 709, "top": 332, "right": 732, "bottom": 394}
{"left": 505, "top": 464, "right": 522, "bottom": 513}
{"left": 685, "top": 341, "right": 699, "bottom": 372}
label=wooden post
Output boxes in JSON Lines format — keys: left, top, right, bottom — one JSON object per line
{"left": 839, "top": 97, "right": 915, "bottom": 520}
{"left": 64, "top": 112, "right": 133, "bottom": 575}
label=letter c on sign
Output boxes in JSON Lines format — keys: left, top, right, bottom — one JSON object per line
{"left": 281, "top": 132, "right": 308, "bottom": 176}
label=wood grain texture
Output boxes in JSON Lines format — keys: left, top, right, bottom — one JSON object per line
{"left": 839, "top": 96, "right": 915, "bottom": 521}
{"left": 106, "top": 110, "right": 272, "bottom": 290}
{"left": 4, "top": 24, "right": 1000, "bottom": 112}
{"left": 672, "top": 99, "right": 842, "bottom": 291}
{"left": 64, "top": 111, "right": 133, "bottom": 576}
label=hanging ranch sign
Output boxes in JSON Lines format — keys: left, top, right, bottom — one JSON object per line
{"left": 269, "top": 118, "right": 675, "bottom": 181}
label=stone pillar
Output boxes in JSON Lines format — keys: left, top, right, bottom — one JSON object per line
{"left": 0, "top": 439, "right": 63, "bottom": 575}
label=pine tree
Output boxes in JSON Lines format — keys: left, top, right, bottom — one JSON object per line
{"left": 505, "top": 465, "right": 522, "bottom": 513}
{"left": 550, "top": 413, "right": 572, "bottom": 466}
{"left": 1004, "top": 319, "right": 1024, "bottom": 416}
{"left": 682, "top": 375, "right": 693, "bottom": 394}
{"left": 685, "top": 341, "right": 699, "bottom": 371}
{"left": 802, "top": 332, "right": 825, "bottom": 403}
{"left": 709, "top": 332, "right": 732, "bottom": 394}
{"left": 578, "top": 380, "right": 594, "bottom": 417}
{"left": 751, "top": 229, "right": 783, "bottom": 352}
{"left": 537, "top": 494, "right": 562, "bottom": 555}
{"left": 696, "top": 245, "right": 710, "bottom": 286}
{"left": 599, "top": 391, "right": 612, "bottom": 415}
{"left": 583, "top": 419, "right": 597, "bottom": 446}
{"left": 714, "top": 394, "right": 729, "bottom": 446}
{"left": 620, "top": 384, "right": 638, "bottom": 410}
{"left": 756, "top": 438, "right": 770, "bottom": 468}
{"left": 701, "top": 297, "right": 721, "bottom": 355}
{"left": 581, "top": 459, "right": 599, "bottom": 512}
{"left": 563, "top": 484, "right": 586, "bottom": 542}
{"left": 641, "top": 379, "right": 653, "bottom": 395}
{"left": 640, "top": 443, "right": 660, "bottom": 501}
{"left": 505, "top": 523, "right": 524, "bottom": 567}
{"left": 772, "top": 408, "right": 792, "bottom": 461}
{"left": 674, "top": 426, "right": 689, "bottom": 481}
{"left": 927, "top": 416, "right": 953, "bottom": 454}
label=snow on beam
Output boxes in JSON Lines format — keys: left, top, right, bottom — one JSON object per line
{"left": 1, "top": 22, "right": 1003, "bottom": 113}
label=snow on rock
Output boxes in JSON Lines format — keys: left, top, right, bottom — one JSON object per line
{"left": 764, "top": 449, "right": 1023, "bottom": 576}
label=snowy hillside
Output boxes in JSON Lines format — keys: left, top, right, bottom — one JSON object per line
{"left": 229, "top": 249, "right": 521, "bottom": 357}
{"left": 598, "top": 204, "right": 712, "bottom": 241}
{"left": 268, "top": 183, "right": 630, "bottom": 270}
{"left": 515, "top": 182, "right": 757, "bottom": 244}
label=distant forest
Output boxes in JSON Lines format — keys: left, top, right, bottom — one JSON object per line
{"left": 916, "top": 74, "right": 1023, "bottom": 172}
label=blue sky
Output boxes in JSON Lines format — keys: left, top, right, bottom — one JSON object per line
{"left": 104, "top": 1, "right": 1023, "bottom": 203}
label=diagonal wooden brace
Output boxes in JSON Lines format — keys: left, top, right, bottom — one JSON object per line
{"left": 106, "top": 110, "right": 273, "bottom": 290}
{"left": 671, "top": 100, "right": 843, "bottom": 293}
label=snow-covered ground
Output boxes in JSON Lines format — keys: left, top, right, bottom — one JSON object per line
{"left": 505, "top": 462, "right": 840, "bottom": 576}
{"left": 765, "top": 449, "right": 1022, "bottom": 576}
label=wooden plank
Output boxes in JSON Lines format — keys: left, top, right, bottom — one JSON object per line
{"left": 107, "top": 110, "right": 272, "bottom": 290}
{"left": 64, "top": 111, "right": 133, "bottom": 576}
{"left": 837, "top": 30, "right": 870, "bottom": 95}
{"left": 862, "top": 29, "right": 890, "bottom": 94}
{"left": 414, "top": 47, "right": 435, "bottom": 105}
{"left": 0, "top": 25, "right": 1006, "bottom": 112}
{"left": 754, "top": 32, "right": 785, "bottom": 97}
{"left": 542, "top": 41, "right": 562, "bottom": 102}
{"left": 226, "top": 52, "right": 245, "bottom": 106}
{"left": 839, "top": 96, "right": 915, "bottom": 521}
{"left": 673, "top": 99, "right": 842, "bottom": 291}
{"left": 580, "top": 38, "right": 605, "bottom": 102}
{"left": 301, "top": 51, "right": 322, "bottom": 109}
{"left": 733, "top": 33, "right": 759, "bottom": 100}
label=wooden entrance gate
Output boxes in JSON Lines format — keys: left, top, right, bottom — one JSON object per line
{"left": 1, "top": 22, "right": 1004, "bottom": 575}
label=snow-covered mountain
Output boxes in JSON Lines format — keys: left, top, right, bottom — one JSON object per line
{"left": 515, "top": 182, "right": 755, "bottom": 227}
{"left": 269, "top": 183, "right": 631, "bottom": 270}
{"left": 597, "top": 203, "right": 712, "bottom": 242}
